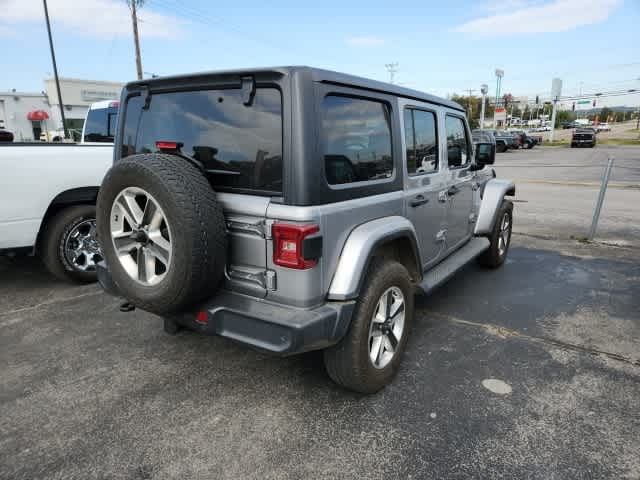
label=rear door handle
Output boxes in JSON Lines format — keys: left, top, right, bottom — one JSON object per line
{"left": 447, "top": 185, "right": 460, "bottom": 196}
{"left": 410, "top": 195, "right": 429, "bottom": 207}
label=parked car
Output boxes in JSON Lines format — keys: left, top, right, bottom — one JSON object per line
{"left": 473, "top": 129, "right": 503, "bottom": 152}
{"left": 40, "top": 128, "right": 65, "bottom": 142}
{"left": 493, "top": 130, "right": 519, "bottom": 151}
{"left": 95, "top": 67, "right": 515, "bottom": 393}
{"left": 0, "top": 129, "right": 14, "bottom": 142}
{"left": 571, "top": 128, "right": 597, "bottom": 148}
{"left": 596, "top": 122, "right": 611, "bottom": 132}
{"left": 511, "top": 130, "right": 539, "bottom": 149}
{"left": 0, "top": 100, "right": 118, "bottom": 282}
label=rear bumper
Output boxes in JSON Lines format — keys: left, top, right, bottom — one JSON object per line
{"left": 96, "top": 261, "right": 355, "bottom": 356}
{"left": 170, "top": 292, "right": 355, "bottom": 356}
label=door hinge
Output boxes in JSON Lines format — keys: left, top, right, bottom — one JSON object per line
{"left": 265, "top": 270, "right": 277, "bottom": 290}
{"left": 264, "top": 219, "right": 275, "bottom": 240}
{"left": 227, "top": 267, "right": 277, "bottom": 291}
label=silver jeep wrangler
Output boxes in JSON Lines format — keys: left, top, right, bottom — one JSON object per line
{"left": 96, "top": 67, "right": 515, "bottom": 393}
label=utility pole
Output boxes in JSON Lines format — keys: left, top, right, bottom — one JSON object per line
{"left": 43, "top": 0, "right": 69, "bottom": 140}
{"left": 465, "top": 88, "right": 476, "bottom": 118}
{"left": 128, "top": 0, "right": 144, "bottom": 80}
{"left": 385, "top": 63, "right": 398, "bottom": 84}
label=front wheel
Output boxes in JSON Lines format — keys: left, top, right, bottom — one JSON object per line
{"left": 324, "top": 259, "right": 414, "bottom": 393}
{"left": 477, "top": 200, "right": 513, "bottom": 269}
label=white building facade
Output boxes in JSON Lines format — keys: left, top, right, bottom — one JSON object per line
{"left": 0, "top": 77, "right": 124, "bottom": 141}
{"left": 0, "top": 91, "right": 53, "bottom": 141}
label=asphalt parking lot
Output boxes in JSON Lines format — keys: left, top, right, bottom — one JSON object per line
{"left": 2, "top": 146, "right": 639, "bottom": 479}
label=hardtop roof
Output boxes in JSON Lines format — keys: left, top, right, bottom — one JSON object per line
{"left": 126, "top": 66, "right": 465, "bottom": 113}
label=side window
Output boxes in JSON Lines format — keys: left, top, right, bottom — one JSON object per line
{"left": 445, "top": 115, "right": 470, "bottom": 168}
{"left": 404, "top": 108, "right": 438, "bottom": 175}
{"left": 322, "top": 95, "right": 393, "bottom": 185}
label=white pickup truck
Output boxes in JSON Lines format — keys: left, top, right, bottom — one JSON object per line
{"left": 0, "top": 100, "right": 117, "bottom": 282}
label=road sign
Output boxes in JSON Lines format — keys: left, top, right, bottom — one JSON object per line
{"left": 576, "top": 99, "right": 592, "bottom": 111}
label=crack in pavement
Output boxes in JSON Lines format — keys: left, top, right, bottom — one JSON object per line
{"left": 0, "top": 290, "right": 103, "bottom": 320}
{"left": 426, "top": 310, "right": 640, "bottom": 367}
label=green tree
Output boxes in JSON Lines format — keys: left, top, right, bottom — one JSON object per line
{"left": 555, "top": 110, "right": 576, "bottom": 128}
{"left": 598, "top": 107, "right": 612, "bottom": 122}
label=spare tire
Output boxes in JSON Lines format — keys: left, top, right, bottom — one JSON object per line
{"left": 96, "top": 153, "right": 227, "bottom": 314}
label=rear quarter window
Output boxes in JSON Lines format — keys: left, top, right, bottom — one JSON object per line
{"left": 321, "top": 95, "right": 393, "bottom": 185}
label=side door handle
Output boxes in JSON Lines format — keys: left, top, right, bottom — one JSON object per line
{"left": 447, "top": 185, "right": 460, "bottom": 196}
{"left": 410, "top": 194, "right": 429, "bottom": 208}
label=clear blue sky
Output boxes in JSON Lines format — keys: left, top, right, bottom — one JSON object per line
{"left": 1, "top": 0, "right": 639, "bottom": 106}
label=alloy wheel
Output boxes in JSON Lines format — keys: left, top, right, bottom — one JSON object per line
{"left": 497, "top": 212, "right": 511, "bottom": 257}
{"left": 64, "top": 219, "right": 102, "bottom": 272}
{"left": 110, "top": 187, "right": 172, "bottom": 286}
{"left": 368, "top": 286, "right": 405, "bottom": 369}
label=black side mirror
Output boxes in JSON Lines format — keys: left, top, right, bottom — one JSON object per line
{"left": 474, "top": 142, "right": 495, "bottom": 169}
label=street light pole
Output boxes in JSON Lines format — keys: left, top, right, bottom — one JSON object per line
{"left": 480, "top": 84, "right": 488, "bottom": 129}
{"left": 43, "top": 0, "right": 69, "bottom": 140}
{"left": 549, "top": 78, "right": 562, "bottom": 143}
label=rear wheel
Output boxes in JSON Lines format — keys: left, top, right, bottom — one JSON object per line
{"left": 324, "top": 259, "right": 414, "bottom": 393}
{"left": 477, "top": 200, "right": 513, "bottom": 269}
{"left": 96, "top": 154, "right": 227, "bottom": 315}
{"left": 40, "top": 204, "right": 101, "bottom": 283}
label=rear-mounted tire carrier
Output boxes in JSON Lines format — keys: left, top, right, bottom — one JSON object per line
{"left": 96, "top": 153, "right": 227, "bottom": 315}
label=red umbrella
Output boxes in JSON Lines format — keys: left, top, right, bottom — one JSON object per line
{"left": 27, "top": 110, "right": 50, "bottom": 121}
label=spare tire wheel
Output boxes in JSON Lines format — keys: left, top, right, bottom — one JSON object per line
{"left": 96, "top": 153, "right": 227, "bottom": 314}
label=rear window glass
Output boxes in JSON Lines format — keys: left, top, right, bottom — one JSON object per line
{"left": 84, "top": 106, "right": 118, "bottom": 143}
{"left": 322, "top": 95, "right": 393, "bottom": 185}
{"left": 121, "top": 87, "right": 283, "bottom": 193}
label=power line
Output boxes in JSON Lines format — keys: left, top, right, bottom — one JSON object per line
{"left": 147, "top": 0, "right": 310, "bottom": 59}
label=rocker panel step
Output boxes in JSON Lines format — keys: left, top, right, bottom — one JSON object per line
{"left": 417, "top": 237, "right": 490, "bottom": 294}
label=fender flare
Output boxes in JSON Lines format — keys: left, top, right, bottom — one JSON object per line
{"left": 327, "top": 216, "right": 421, "bottom": 301}
{"left": 474, "top": 178, "right": 515, "bottom": 235}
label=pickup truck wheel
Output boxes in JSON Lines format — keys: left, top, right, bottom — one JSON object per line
{"left": 40, "top": 204, "right": 101, "bottom": 283}
{"left": 96, "top": 154, "right": 227, "bottom": 315}
{"left": 477, "top": 200, "right": 513, "bottom": 269}
{"left": 323, "top": 259, "right": 414, "bottom": 393}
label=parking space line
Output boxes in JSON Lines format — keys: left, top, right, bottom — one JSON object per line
{"left": 426, "top": 310, "right": 640, "bottom": 367}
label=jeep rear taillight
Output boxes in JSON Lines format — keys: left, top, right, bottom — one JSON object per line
{"left": 272, "top": 223, "right": 320, "bottom": 269}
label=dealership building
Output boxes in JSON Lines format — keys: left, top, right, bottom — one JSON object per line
{"left": 0, "top": 77, "right": 124, "bottom": 141}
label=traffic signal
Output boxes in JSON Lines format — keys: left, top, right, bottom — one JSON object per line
{"left": 593, "top": 99, "right": 596, "bottom": 107}
{"left": 535, "top": 95, "right": 539, "bottom": 104}
{"left": 572, "top": 102, "right": 575, "bottom": 111}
